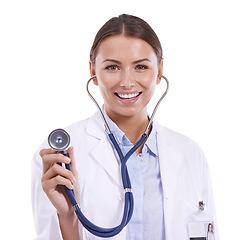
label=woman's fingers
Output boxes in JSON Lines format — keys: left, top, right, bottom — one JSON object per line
{"left": 42, "top": 163, "right": 76, "bottom": 186}
{"left": 40, "top": 147, "right": 78, "bottom": 193}
{"left": 42, "top": 175, "right": 74, "bottom": 193}
{"left": 40, "top": 148, "right": 71, "bottom": 174}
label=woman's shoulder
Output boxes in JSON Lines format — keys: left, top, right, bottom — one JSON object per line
{"left": 155, "top": 121, "right": 205, "bottom": 156}
{"left": 155, "top": 122, "right": 196, "bottom": 142}
{"left": 65, "top": 111, "right": 104, "bottom": 136}
{"left": 65, "top": 118, "right": 88, "bottom": 132}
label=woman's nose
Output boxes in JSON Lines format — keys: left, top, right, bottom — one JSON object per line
{"left": 119, "top": 68, "right": 135, "bottom": 88}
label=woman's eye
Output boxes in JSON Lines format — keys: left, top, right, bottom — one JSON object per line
{"left": 105, "top": 65, "right": 119, "bottom": 71}
{"left": 136, "top": 65, "right": 148, "bottom": 70}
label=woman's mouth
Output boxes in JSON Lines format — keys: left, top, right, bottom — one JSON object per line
{"left": 114, "top": 92, "right": 142, "bottom": 99}
{"left": 114, "top": 91, "right": 142, "bottom": 105}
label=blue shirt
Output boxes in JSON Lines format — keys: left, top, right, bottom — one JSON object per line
{"left": 103, "top": 110, "right": 165, "bottom": 240}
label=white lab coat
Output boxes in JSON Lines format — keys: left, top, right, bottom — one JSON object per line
{"left": 32, "top": 111, "right": 219, "bottom": 240}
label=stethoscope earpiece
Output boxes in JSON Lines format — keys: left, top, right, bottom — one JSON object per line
{"left": 48, "top": 128, "right": 70, "bottom": 151}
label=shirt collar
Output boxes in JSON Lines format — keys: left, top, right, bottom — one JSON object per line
{"left": 144, "top": 123, "right": 158, "bottom": 157}
{"left": 103, "top": 106, "right": 159, "bottom": 157}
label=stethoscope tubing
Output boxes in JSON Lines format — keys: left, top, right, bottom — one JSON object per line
{"left": 61, "top": 132, "right": 146, "bottom": 237}
{"left": 62, "top": 135, "right": 137, "bottom": 237}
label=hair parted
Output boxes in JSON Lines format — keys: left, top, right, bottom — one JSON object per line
{"left": 90, "top": 14, "right": 163, "bottom": 65}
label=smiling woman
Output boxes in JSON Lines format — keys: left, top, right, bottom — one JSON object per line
{"left": 32, "top": 14, "right": 219, "bottom": 240}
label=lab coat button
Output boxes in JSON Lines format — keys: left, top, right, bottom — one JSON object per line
{"left": 199, "top": 201, "right": 205, "bottom": 211}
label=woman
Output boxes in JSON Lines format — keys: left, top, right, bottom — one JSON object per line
{"left": 207, "top": 223, "right": 215, "bottom": 240}
{"left": 32, "top": 14, "right": 219, "bottom": 240}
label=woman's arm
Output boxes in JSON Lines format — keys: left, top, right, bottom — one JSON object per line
{"left": 40, "top": 147, "right": 80, "bottom": 239}
{"left": 58, "top": 211, "right": 80, "bottom": 240}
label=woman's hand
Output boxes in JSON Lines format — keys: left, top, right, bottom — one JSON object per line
{"left": 40, "top": 146, "right": 80, "bottom": 239}
{"left": 40, "top": 147, "right": 80, "bottom": 217}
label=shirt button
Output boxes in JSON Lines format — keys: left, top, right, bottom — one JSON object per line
{"left": 116, "top": 193, "right": 123, "bottom": 201}
{"left": 141, "top": 158, "right": 146, "bottom": 162}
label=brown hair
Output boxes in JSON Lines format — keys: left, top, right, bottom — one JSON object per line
{"left": 90, "top": 14, "right": 163, "bottom": 66}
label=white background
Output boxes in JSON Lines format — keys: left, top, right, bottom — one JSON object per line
{"left": 0, "top": 0, "right": 239, "bottom": 239}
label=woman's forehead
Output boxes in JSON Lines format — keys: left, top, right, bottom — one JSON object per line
{"left": 95, "top": 35, "right": 158, "bottom": 64}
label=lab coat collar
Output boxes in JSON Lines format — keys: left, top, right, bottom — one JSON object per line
{"left": 86, "top": 111, "right": 122, "bottom": 186}
{"left": 86, "top": 110, "right": 106, "bottom": 139}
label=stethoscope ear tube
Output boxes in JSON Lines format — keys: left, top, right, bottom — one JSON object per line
{"left": 144, "top": 74, "right": 169, "bottom": 134}
{"left": 87, "top": 75, "right": 169, "bottom": 135}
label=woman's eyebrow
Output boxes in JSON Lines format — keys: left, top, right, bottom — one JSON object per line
{"left": 133, "top": 58, "right": 151, "bottom": 64}
{"left": 102, "top": 58, "right": 151, "bottom": 64}
{"left": 102, "top": 59, "right": 121, "bottom": 64}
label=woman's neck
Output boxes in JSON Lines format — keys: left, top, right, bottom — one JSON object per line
{"left": 106, "top": 110, "right": 149, "bottom": 145}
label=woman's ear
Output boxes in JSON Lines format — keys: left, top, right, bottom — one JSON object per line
{"left": 89, "top": 60, "right": 98, "bottom": 85}
{"left": 156, "top": 58, "right": 164, "bottom": 84}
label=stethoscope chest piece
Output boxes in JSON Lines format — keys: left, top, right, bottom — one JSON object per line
{"left": 48, "top": 128, "right": 70, "bottom": 151}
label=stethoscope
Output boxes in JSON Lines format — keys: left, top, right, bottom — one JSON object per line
{"left": 48, "top": 74, "right": 169, "bottom": 238}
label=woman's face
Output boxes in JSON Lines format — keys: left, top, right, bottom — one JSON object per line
{"left": 90, "top": 35, "right": 163, "bottom": 120}
{"left": 209, "top": 224, "right": 213, "bottom": 232}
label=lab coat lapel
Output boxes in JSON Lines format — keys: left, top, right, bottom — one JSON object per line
{"left": 86, "top": 112, "right": 122, "bottom": 186}
{"left": 156, "top": 123, "right": 184, "bottom": 238}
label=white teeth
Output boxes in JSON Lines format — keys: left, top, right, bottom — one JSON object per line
{"left": 117, "top": 93, "right": 140, "bottom": 99}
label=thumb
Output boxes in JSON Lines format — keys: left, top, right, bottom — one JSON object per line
{"left": 68, "top": 146, "right": 80, "bottom": 204}
{"left": 68, "top": 147, "right": 78, "bottom": 178}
